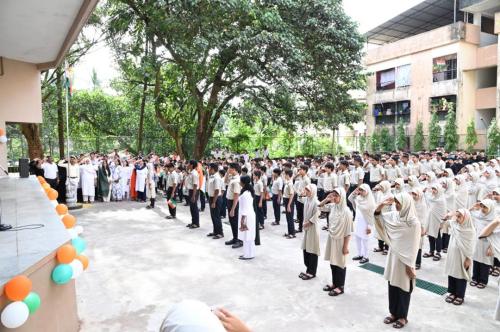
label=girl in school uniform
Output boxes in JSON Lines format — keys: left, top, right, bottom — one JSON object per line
{"left": 299, "top": 184, "right": 321, "bottom": 280}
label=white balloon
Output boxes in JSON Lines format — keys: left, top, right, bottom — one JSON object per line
{"left": 50, "top": 200, "right": 58, "bottom": 207}
{"left": 67, "top": 228, "right": 78, "bottom": 239}
{"left": 0, "top": 136, "right": 7, "bottom": 144}
{"left": 70, "top": 259, "right": 84, "bottom": 279}
{"left": 74, "top": 225, "right": 84, "bottom": 235}
{"left": 1, "top": 301, "right": 29, "bottom": 329}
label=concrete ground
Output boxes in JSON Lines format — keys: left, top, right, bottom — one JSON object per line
{"left": 74, "top": 199, "right": 500, "bottom": 332}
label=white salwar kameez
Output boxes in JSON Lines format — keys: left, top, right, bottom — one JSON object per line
{"left": 238, "top": 191, "right": 256, "bottom": 258}
{"left": 135, "top": 167, "right": 148, "bottom": 193}
{"left": 80, "top": 164, "right": 97, "bottom": 202}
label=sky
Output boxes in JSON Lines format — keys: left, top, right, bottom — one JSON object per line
{"left": 73, "top": 0, "right": 424, "bottom": 91}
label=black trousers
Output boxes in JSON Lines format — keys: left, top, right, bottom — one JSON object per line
{"left": 303, "top": 250, "right": 318, "bottom": 276}
{"left": 209, "top": 196, "right": 223, "bottom": 235}
{"left": 295, "top": 199, "right": 304, "bottom": 231}
{"left": 416, "top": 249, "right": 422, "bottom": 266}
{"left": 272, "top": 194, "right": 281, "bottom": 223}
{"left": 177, "top": 184, "right": 183, "bottom": 202}
{"left": 448, "top": 276, "right": 467, "bottom": 298}
{"left": 369, "top": 180, "right": 380, "bottom": 189}
{"left": 254, "top": 195, "right": 264, "bottom": 226}
{"left": 388, "top": 282, "right": 413, "bottom": 320}
{"left": 347, "top": 185, "right": 357, "bottom": 216}
{"left": 495, "top": 257, "right": 500, "bottom": 268}
{"left": 137, "top": 189, "right": 146, "bottom": 202}
{"left": 378, "top": 240, "right": 389, "bottom": 251}
{"left": 429, "top": 231, "right": 442, "bottom": 253}
{"left": 330, "top": 265, "right": 346, "bottom": 288}
{"left": 221, "top": 189, "right": 227, "bottom": 218}
{"left": 442, "top": 233, "right": 450, "bottom": 250}
{"left": 472, "top": 261, "right": 490, "bottom": 284}
{"left": 45, "top": 178, "right": 58, "bottom": 189}
{"left": 227, "top": 199, "right": 239, "bottom": 241}
{"left": 188, "top": 189, "right": 199, "bottom": 226}
{"left": 283, "top": 197, "right": 295, "bottom": 235}
{"left": 166, "top": 187, "right": 176, "bottom": 217}
{"left": 317, "top": 189, "right": 325, "bottom": 202}
{"left": 199, "top": 191, "right": 206, "bottom": 211}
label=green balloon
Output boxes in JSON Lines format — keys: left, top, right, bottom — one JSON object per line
{"left": 71, "top": 237, "right": 87, "bottom": 255}
{"left": 23, "top": 292, "right": 41, "bottom": 314}
{"left": 52, "top": 264, "right": 73, "bottom": 284}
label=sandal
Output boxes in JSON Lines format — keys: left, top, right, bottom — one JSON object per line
{"left": 445, "top": 294, "right": 456, "bottom": 303}
{"left": 373, "top": 248, "right": 384, "bottom": 253}
{"left": 298, "top": 272, "right": 306, "bottom": 279}
{"left": 271, "top": 222, "right": 280, "bottom": 226}
{"left": 393, "top": 319, "right": 407, "bottom": 329}
{"left": 301, "top": 274, "right": 316, "bottom": 280}
{"left": 382, "top": 250, "right": 388, "bottom": 255}
{"left": 415, "top": 264, "right": 421, "bottom": 270}
{"left": 384, "top": 316, "right": 396, "bottom": 324}
{"left": 287, "top": 235, "right": 296, "bottom": 239}
{"left": 477, "top": 283, "right": 486, "bottom": 289}
{"left": 323, "top": 285, "right": 334, "bottom": 292}
{"left": 442, "top": 248, "right": 448, "bottom": 254}
{"left": 322, "top": 226, "right": 329, "bottom": 231}
{"left": 423, "top": 252, "right": 434, "bottom": 258}
{"left": 328, "top": 287, "right": 344, "bottom": 296}
{"left": 492, "top": 268, "right": 500, "bottom": 277}
{"left": 469, "top": 280, "right": 478, "bottom": 287}
{"left": 433, "top": 254, "right": 441, "bottom": 261}
{"left": 452, "top": 298, "right": 464, "bottom": 305}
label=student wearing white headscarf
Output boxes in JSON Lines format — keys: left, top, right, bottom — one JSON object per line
{"left": 479, "top": 167, "right": 498, "bottom": 200}
{"left": 374, "top": 192, "right": 421, "bottom": 329}
{"left": 466, "top": 172, "right": 481, "bottom": 208}
{"left": 423, "top": 185, "right": 447, "bottom": 261}
{"left": 454, "top": 175, "right": 468, "bottom": 210}
{"left": 373, "top": 181, "right": 393, "bottom": 255}
{"left": 442, "top": 209, "right": 475, "bottom": 305}
{"left": 441, "top": 169, "right": 456, "bottom": 253}
{"left": 349, "top": 183, "right": 375, "bottom": 264}
{"left": 410, "top": 188, "right": 428, "bottom": 270}
{"left": 478, "top": 217, "right": 500, "bottom": 321}
{"left": 321, "top": 187, "right": 353, "bottom": 297}
{"left": 299, "top": 184, "right": 321, "bottom": 280}
{"left": 470, "top": 199, "right": 496, "bottom": 288}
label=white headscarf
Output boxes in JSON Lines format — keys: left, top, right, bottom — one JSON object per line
{"left": 349, "top": 183, "right": 375, "bottom": 225}
{"left": 328, "top": 187, "right": 353, "bottom": 239}
{"left": 303, "top": 184, "right": 319, "bottom": 224}
{"left": 449, "top": 209, "right": 476, "bottom": 259}
{"left": 160, "top": 300, "right": 225, "bottom": 332}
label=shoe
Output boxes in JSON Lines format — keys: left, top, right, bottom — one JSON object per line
{"left": 232, "top": 242, "right": 243, "bottom": 249}
{"left": 165, "top": 215, "right": 175, "bottom": 219}
{"left": 238, "top": 256, "right": 254, "bottom": 260}
{"left": 213, "top": 234, "right": 224, "bottom": 239}
{"left": 146, "top": 205, "right": 152, "bottom": 209}
{"left": 190, "top": 225, "right": 200, "bottom": 229}
{"left": 186, "top": 224, "right": 193, "bottom": 228}
{"left": 295, "top": 229, "right": 303, "bottom": 233}
{"left": 352, "top": 256, "right": 363, "bottom": 261}
{"left": 200, "top": 209, "right": 205, "bottom": 212}
{"left": 259, "top": 225, "right": 265, "bottom": 230}
{"left": 359, "top": 258, "right": 369, "bottom": 264}
{"left": 207, "top": 233, "right": 215, "bottom": 237}
{"left": 271, "top": 222, "right": 280, "bottom": 226}
{"left": 225, "top": 239, "right": 236, "bottom": 245}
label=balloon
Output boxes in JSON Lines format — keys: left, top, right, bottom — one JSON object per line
{"left": 62, "top": 214, "right": 76, "bottom": 229}
{"left": 56, "top": 204, "right": 68, "bottom": 215}
{"left": 51, "top": 264, "right": 73, "bottom": 284}
{"left": 47, "top": 189, "right": 58, "bottom": 200}
{"left": 0, "top": 136, "right": 7, "bottom": 144}
{"left": 70, "top": 260, "right": 84, "bottom": 279}
{"left": 4, "top": 275, "right": 32, "bottom": 301}
{"left": 23, "top": 292, "right": 41, "bottom": 314}
{"left": 50, "top": 200, "right": 58, "bottom": 207}
{"left": 0, "top": 128, "right": 4, "bottom": 136}
{"left": 42, "top": 183, "right": 50, "bottom": 190}
{"left": 56, "top": 244, "right": 76, "bottom": 264}
{"left": 67, "top": 228, "right": 78, "bottom": 239}
{"left": 0, "top": 301, "right": 29, "bottom": 329}
{"left": 74, "top": 225, "right": 84, "bottom": 235}
{"left": 44, "top": 187, "right": 51, "bottom": 195}
{"left": 76, "top": 254, "right": 89, "bottom": 270}
{"left": 71, "top": 237, "right": 86, "bottom": 255}
{"left": 37, "top": 176, "right": 46, "bottom": 184}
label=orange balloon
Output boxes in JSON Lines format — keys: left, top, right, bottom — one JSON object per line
{"left": 56, "top": 244, "right": 76, "bottom": 264}
{"left": 4, "top": 275, "right": 32, "bottom": 301}
{"left": 0, "top": 128, "right": 5, "bottom": 136}
{"left": 76, "top": 255, "right": 89, "bottom": 270}
{"left": 37, "top": 176, "right": 46, "bottom": 184}
{"left": 56, "top": 204, "right": 68, "bottom": 215}
{"left": 62, "top": 214, "right": 76, "bottom": 229}
{"left": 42, "top": 182, "right": 51, "bottom": 190}
{"left": 47, "top": 188, "right": 58, "bottom": 200}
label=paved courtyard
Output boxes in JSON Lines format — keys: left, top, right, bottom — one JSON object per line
{"left": 74, "top": 199, "right": 500, "bottom": 332}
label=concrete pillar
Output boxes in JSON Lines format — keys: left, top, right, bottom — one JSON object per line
{"left": 0, "top": 120, "right": 6, "bottom": 172}
{"left": 473, "top": 12, "right": 481, "bottom": 26}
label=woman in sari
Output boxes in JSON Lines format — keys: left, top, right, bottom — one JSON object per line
{"left": 111, "top": 158, "right": 123, "bottom": 201}
{"left": 299, "top": 184, "right": 321, "bottom": 280}
{"left": 98, "top": 158, "right": 112, "bottom": 202}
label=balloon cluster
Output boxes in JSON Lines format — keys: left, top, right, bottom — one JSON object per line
{"left": 0, "top": 276, "right": 40, "bottom": 329}
{"left": 0, "top": 128, "right": 7, "bottom": 144}
{"left": 36, "top": 177, "right": 90, "bottom": 284}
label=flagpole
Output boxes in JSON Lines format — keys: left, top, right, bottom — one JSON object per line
{"left": 65, "top": 61, "right": 70, "bottom": 161}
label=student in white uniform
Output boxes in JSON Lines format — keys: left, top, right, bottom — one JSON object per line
{"left": 271, "top": 168, "right": 283, "bottom": 226}
{"left": 349, "top": 184, "right": 375, "bottom": 264}
{"left": 207, "top": 163, "right": 224, "bottom": 238}
{"left": 238, "top": 175, "right": 257, "bottom": 260}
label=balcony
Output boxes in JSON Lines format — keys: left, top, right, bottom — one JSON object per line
{"left": 476, "top": 87, "right": 497, "bottom": 109}
{"left": 463, "top": 44, "right": 498, "bottom": 70}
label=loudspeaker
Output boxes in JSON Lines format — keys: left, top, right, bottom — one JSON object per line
{"left": 19, "top": 158, "right": 29, "bottom": 178}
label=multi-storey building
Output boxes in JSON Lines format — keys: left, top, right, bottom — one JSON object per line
{"left": 364, "top": 0, "right": 500, "bottom": 150}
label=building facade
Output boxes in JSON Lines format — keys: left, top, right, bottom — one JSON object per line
{"left": 364, "top": 0, "right": 500, "bottom": 150}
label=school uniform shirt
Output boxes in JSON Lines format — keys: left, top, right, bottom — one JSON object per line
{"left": 308, "top": 167, "right": 317, "bottom": 181}
{"left": 369, "top": 164, "right": 385, "bottom": 183}
{"left": 167, "top": 171, "right": 179, "bottom": 188}
{"left": 385, "top": 165, "right": 401, "bottom": 182}
{"left": 432, "top": 159, "right": 446, "bottom": 174}
{"left": 226, "top": 175, "right": 241, "bottom": 200}
{"left": 271, "top": 177, "right": 283, "bottom": 195}
{"left": 185, "top": 169, "right": 199, "bottom": 190}
{"left": 419, "top": 160, "right": 432, "bottom": 174}
{"left": 254, "top": 180, "right": 264, "bottom": 197}
{"left": 207, "top": 173, "right": 224, "bottom": 198}
{"left": 338, "top": 170, "right": 351, "bottom": 189}
{"left": 317, "top": 173, "right": 325, "bottom": 190}
{"left": 350, "top": 166, "right": 365, "bottom": 186}
{"left": 323, "top": 173, "right": 336, "bottom": 192}
{"left": 283, "top": 180, "right": 294, "bottom": 199}
{"left": 409, "top": 161, "right": 420, "bottom": 176}
{"left": 42, "top": 162, "right": 58, "bottom": 180}
{"left": 399, "top": 163, "right": 412, "bottom": 179}
{"left": 294, "top": 175, "right": 311, "bottom": 203}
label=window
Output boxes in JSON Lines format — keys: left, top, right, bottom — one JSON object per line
{"left": 373, "top": 100, "right": 411, "bottom": 125}
{"left": 376, "top": 68, "right": 395, "bottom": 90}
{"left": 433, "top": 54, "right": 457, "bottom": 82}
{"left": 430, "top": 95, "right": 456, "bottom": 121}
{"left": 395, "top": 64, "right": 411, "bottom": 87}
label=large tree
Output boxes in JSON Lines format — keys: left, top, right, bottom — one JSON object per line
{"left": 106, "top": 0, "right": 365, "bottom": 158}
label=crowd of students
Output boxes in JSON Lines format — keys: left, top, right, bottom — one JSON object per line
{"left": 31, "top": 148, "right": 500, "bottom": 329}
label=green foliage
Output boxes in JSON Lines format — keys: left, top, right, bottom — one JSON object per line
{"left": 487, "top": 118, "right": 500, "bottom": 157}
{"left": 379, "top": 127, "right": 392, "bottom": 152}
{"left": 359, "top": 135, "right": 367, "bottom": 152}
{"left": 443, "top": 106, "right": 459, "bottom": 152}
{"left": 370, "top": 131, "right": 380, "bottom": 153}
{"left": 414, "top": 121, "right": 424, "bottom": 151}
{"left": 428, "top": 112, "right": 441, "bottom": 150}
{"left": 396, "top": 119, "right": 406, "bottom": 151}
{"left": 465, "top": 119, "right": 478, "bottom": 153}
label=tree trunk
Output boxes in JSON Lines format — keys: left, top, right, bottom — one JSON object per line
{"left": 20, "top": 123, "right": 43, "bottom": 159}
{"left": 56, "top": 68, "right": 65, "bottom": 158}
{"left": 137, "top": 32, "right": 150, "bottom": 154}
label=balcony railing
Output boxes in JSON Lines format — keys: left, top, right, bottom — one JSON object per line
{"left": 433, "top": 69, "right": 457, "bottom": 82}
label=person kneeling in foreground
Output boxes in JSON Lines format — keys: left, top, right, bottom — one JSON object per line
{"left": 160, "top": 300, "right": 251, "bottom": 332}
{"left": 374, "top": 193, "right": 421, "bottom": 329}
